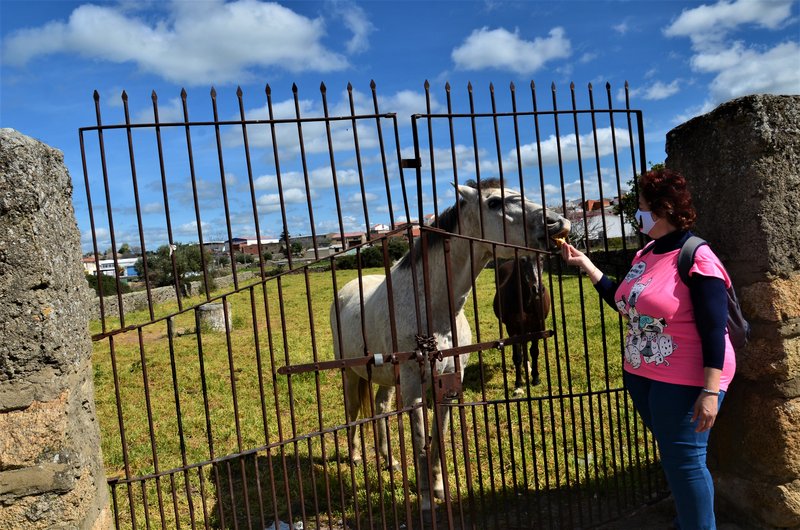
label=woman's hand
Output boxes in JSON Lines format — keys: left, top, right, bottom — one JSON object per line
{"left": 560, "top": 243, "right": 604, "bottom": 284}
{"left": 692, "top": 393, "right": 719, "bottom": 432}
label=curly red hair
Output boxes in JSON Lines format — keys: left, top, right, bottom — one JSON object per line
{"left": 638, "top": 168, "right": 696, "bottom": 231}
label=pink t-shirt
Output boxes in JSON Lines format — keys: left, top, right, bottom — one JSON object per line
{"left": 614, "top": 244, "right": 736, "bottom": 391}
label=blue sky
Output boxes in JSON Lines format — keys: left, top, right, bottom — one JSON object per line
{"left": 2, "top": 0, "right": 798, "bottom": 253}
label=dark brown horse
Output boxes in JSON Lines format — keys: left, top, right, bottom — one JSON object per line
{"left": 493, "top": 256, "right": 551, "bottom": 394}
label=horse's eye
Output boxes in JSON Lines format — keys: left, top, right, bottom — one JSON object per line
{"left": 487, "top": 197, "right": 503, "bottom": 210}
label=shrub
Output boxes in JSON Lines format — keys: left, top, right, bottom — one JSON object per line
{"left": 86, "top": 273, "right": 131, "bottom": 297}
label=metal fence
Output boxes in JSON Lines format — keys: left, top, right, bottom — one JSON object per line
{"left": 80, "top": 80, "right": 664, "bottom": 530}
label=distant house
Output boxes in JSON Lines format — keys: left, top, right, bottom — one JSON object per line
{"left": 581, "top": 199, "right": 612, "bottom": 212}
{"left": 329, "top": 232, "right": 366, "bottom": 250}
{"left": 229, "top": 236, "right": 281, "bottom": 256}
{"left": 86, "top": 257, "right": 140, "bottom": 280}
{"left": 203, "top": 240, "right": 227, "bottom": 253}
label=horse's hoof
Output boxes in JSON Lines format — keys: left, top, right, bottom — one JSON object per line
{"left": 532, "top": 375, "right": 542, "bottom": 386}
{"left": 350, "top": 455, "right": 363, "bottom": 466}
{"left": 512, "top": 387, "right": 525, "bottom": 397}
{"left": 434, "top": 486, "right": 446, "bottom": 500}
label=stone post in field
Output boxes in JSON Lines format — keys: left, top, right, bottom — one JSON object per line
{"left": 0, "top": 129, "right": 110, "bottom": 529}
{"left": 666, "top": 94, "right": 800, "bottom": 528}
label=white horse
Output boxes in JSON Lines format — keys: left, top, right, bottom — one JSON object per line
{"left": 330, "top": 178, "right": 570, "bottom": 510}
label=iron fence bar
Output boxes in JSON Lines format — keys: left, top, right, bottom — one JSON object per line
{"left": 390, "top": 115, "right": 411, "bottom": 226}
{"left": 589, "top": 82, "right": 624, "bottom": 519}
{"left": 530, "top": 80, "right": 556, "bottom": 526}
{"left": 151, "top": 91, "right": 184, "bottom": 312}
{"left": 466, "top": 83, "right": 487, "bottom": 240}
{"left": 137, "top": 327, "right": 168, "bottom": 529}
{"left": 247, "top": 285, "right": 281, "bottom": 529}
{"left": 107, "top": 335, "right": 137, "bottom": 528}
{"left": 93, "top": 91, "right": 127, "bottom": 327}
{"left": 348, "top": 83, "right": 371, "bottom": 239}
{"left": 569, "top": 82, "right": 602, "bottom": 525}
{"left": 302, "top": 268, "right": 335, "bottom": 528}
{"left": 193, "top": 308, "right": 227, "bottom": 528}
{"left": 237, "top": 86, "right": 268, "bottom": 283}
{"left": 78, "top": 130, "right": 107, "bottom": 331}
{"left": 292, "top": 83, "right": 320, "bottom": 260}
{"left": 327, "top": 258, "right": 353, "bottom": 526}
{"left": 320, "top": 82, "right": 346, "bottom": 258}
{"left": 121, "top": 91, "right": 155, "bottom": 320}
{"left": 424, "top": 80, "right": 440, "bottom": 220}
{"left": 548, "top": 81, "right": 572, "bottom": 528}
{"left": 78, "top": 111, "right": 399, "bottom": 132}
{"left": 371, "top": 81, "right": 396, "bottom": 230}
{"left": 140, "top": 479, "right": 152, "bottom": 529}
{"left": 265, "top": 84, "right": 294, "bottom": 271}
{"left": 166, "top": 318, "right": 198, "bottom": 529}
{"left": 197, "top": 466, "right": 211, "bottom": 530}
{"left": 180, "top": 89, "right": 212, "bottom": 300}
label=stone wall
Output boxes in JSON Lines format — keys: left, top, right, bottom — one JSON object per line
{"left": 91, "top": 271, "right": 257, "bottom": 319}
{"left": 0, "top": 129, "right": 110, "bottom": 529}
{"left": 665, "top": 94, "right": 800, "bottom": 528}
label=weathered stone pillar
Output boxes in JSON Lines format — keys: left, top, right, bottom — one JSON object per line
{"left": 0, "top": 129, "right": 110, "bottom": 528}
{"left": 666, "top": 95, "right": 800, "bottom": 528}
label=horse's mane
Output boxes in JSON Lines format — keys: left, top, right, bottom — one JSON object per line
{"left": 397, "top": 179, "right": 502, "bottom": 270}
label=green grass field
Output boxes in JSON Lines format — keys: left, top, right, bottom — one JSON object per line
{"left": 91, "top": 258, "right": 661, "bottom": 529}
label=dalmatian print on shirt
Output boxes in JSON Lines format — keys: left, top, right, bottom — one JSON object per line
{"left": 618, "top": 268, "right": 676, "bottom": 369}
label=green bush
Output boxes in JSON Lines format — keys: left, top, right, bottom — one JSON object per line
{"left": 86, "top": 273, "right": 131, "bottom": 297}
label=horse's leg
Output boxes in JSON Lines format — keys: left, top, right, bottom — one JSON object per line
{"left": 512, "top": 342, "right": 525, "bottom": 394}
{"left": 375, "top": 385, "right": 400, "bottom": 471}
{"left": 529, "top": 339, "right": 541, "bottom": 386}
{"left": 400, "top": 367, "right": 434, "bottom": 510}
{"left": 343, "top": 368, "right": 363, "bottom": 465}
{"left": 428, "top": 393, "right": 450, "bottom": 501}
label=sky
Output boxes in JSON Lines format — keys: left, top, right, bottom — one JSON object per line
{"left": 2, "top": 0, "right": 799, "bottom": 254}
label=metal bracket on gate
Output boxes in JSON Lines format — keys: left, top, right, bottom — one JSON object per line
{"left": 400, "top": 157, "right": 421, "bottom": 169}
{"left": 434, "top": 371, "right": 463, "bottom": 404}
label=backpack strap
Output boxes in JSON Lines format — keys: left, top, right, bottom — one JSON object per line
{"left": 678, "top": 236, "right": 708, "bottom": 284}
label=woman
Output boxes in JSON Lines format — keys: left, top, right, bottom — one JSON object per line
{"left": 561, "top": 168, "right": 735, "bottom": 529}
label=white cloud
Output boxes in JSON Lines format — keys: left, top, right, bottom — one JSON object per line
{"left": 663, "top": 0, "right": 799, "bottom": 105}
{"left": 664, "top": 0, "right": 794, "bottom": 46}
{"left": 256, "top": 188, "right": 307, "bottom": 212}
{"left": 2, "top": 1, "right": 350, "bottom": 85}
{"left": 515, "top": 127, "right": 632, "bottom": 168}
{"left": 700, "top": 41, "right": 800, "bottom": 102}
{"left": 451, "top": 27, "right": 571, "bottom": 74}
{"left": 613, "top": 21, "right": 629, "bottom": 35}
{"left": 331, "top": 1, "right": 375, "bottom": 54}
{"left": 579, "top": 52, "right": 598, "bottom": 64}
{"left": 627, "top": 80, "right": 682, "bottom": 101}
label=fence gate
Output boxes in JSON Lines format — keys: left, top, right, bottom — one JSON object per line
{"left": 80, "top": 80, "right": 665, "bottom": 530}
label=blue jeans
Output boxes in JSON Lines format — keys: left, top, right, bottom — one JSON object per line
{"left": 624, "top": 371, "right": 726, "bottom": 530}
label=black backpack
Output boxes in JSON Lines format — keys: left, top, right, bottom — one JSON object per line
{"left": 677, "top": 236, "right": 751, "bottom": 353}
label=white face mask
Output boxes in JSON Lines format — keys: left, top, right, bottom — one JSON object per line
{"left": 635, "top": 208, "right": 658, "bottom": 235}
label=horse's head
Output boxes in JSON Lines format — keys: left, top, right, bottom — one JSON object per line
{"left": 456, "top": 179, "right": 571, "bottom": 257}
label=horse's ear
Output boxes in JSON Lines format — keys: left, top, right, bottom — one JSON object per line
{"left": 455, "top": 184, "right": 478, "bottom": 202}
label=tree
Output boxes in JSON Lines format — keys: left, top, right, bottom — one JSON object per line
{"left": 280, "top": 228, "right": 291, "bottom": 258}
{"left": 614, "top": 162, "right": 664, "bottom": 232}
{"left": 290, "top": 242, "right": 303, "bottom": 257}
{"left": 118, "top": 243, "right": 132, "bottom": 256}
{"left": 387, "top": 238, "right": 409, "bottom": 261}
{"left": 85, "top": 273, "right": 131, "bottom": 297}
{"left": 134, "top": 243, "right": 210, "bottom": 296}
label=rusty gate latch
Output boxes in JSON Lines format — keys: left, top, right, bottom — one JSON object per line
{"left": 414, "top": 334, "right": 440, "bottom": 365}
{"left": 434, "top": 372, "right": 463, "bottom": 404}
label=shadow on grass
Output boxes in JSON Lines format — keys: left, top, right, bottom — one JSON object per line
{"left": 208, "top": 445, "right": 667, "bottom": 530}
